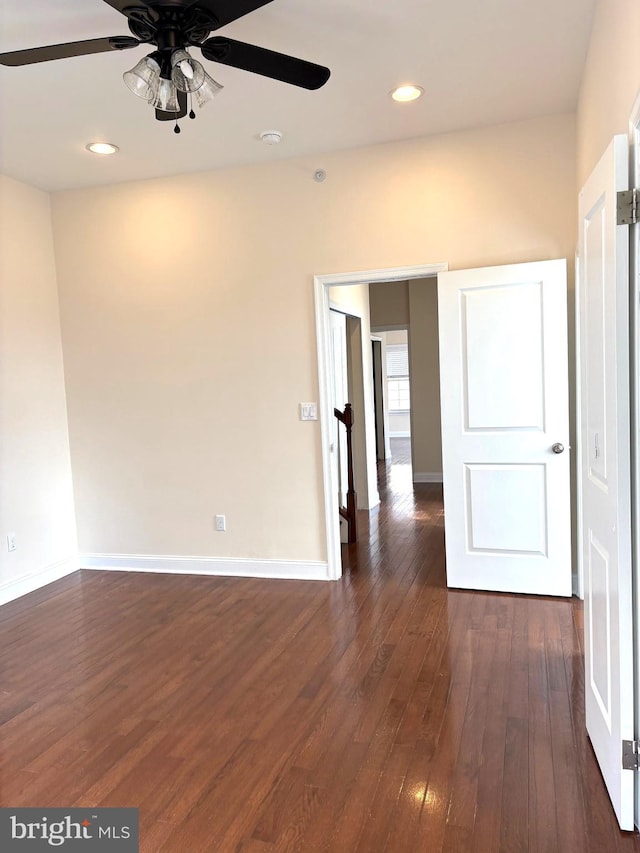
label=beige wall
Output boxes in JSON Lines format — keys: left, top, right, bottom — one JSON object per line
{"left": 50, "top": 112, "right": 576, "bottom": 568}
{"left": 408, "top": 279, "right": 442, "bottom": 477}
{"left": 577, "top": 0, "right": 640, "bottom": 185}
{"left": 370, "top": 281, "right": 410, "bottom": 328}
{"left": 384, "top": 330, "right": 409, "bottom": 346}
{"left": 0, "top": 176, "right": 77, "bottom": 603}
{"left": 369, "top": 282, "right": 443, "bottom": 476}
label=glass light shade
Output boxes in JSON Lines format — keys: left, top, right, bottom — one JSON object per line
{"left": 150, "top": 78, "right": 180, "bottom": 112}
{"left": 194, "top": 70, "right": 223, "bottom": 109}
{"left": 170, "top": 49, "right": 206, "bottom": 93}
{"left": 123, "top": 55, "right": 161, "bottom": 101}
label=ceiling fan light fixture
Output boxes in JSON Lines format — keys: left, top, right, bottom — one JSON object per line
{"left": 193, "top": 70, "right": 223, "bottom": 109}
{"left": 123, "top": 54, "right": 161, "bottom": 101}
{"left": 171, "top": 49, "right": 206, "bottom": 93}
{"left": 391, "top": 84, "right": 424, "bottom": 103}
{"left": 150, "top": 77, "right": 180, "bottom": 113}
{"left": 1, "top": 2, "right": 330, "bottom": 131}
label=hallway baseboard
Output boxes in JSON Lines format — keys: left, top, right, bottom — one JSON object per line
{"left": 413, "top": 471, "right": 443, "bottom": 483}
{"left": 80, "top": 553, "right": 331, "bottom": 581}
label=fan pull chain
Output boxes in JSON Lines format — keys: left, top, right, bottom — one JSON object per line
{"left": 189, "top": 93, "right": 196, "bottom": 120}
{"left": 174, "top": 113, "right": 181, "bottom": 134}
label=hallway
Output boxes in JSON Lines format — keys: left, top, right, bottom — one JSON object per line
{"left": 0, "top": 459, "right": 638, "bottom": 850}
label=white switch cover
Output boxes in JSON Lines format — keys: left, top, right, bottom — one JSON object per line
{"left": 300, "top": 402, "right": 318, "bottom": 421}
{"left": 215, "top": 515, "right": 226, "bottom": 532}
{"left": 7, "top": 533, "right": 16, "bottom": 552}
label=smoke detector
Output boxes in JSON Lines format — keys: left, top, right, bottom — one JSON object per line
{"left": 260, "top": 130, "right": 283, "bottom": 145}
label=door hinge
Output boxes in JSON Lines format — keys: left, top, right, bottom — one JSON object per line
{"left": 623, "top": 739, "right": 639, "bottom": 770}
{"left": 618, "top": 188, "right": 638, "bottom": 225}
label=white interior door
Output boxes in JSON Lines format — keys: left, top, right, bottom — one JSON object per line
{"left": 438, "top": 259, "right": 571, "bottom": 596}
{"left": 330, "top": 309, "right": 349, "bottom": 507}
{"left": 578, "top": 135, "right": 634, "bottom": 830}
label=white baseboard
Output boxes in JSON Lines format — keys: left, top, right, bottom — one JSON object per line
{"left": 80, "top": 553, "right": 331, "bottom": 582}
{"left": 413, "top": 472, "right": 443, "bottom": 483}
{"left": 0, "top": 554, "right": 79, "bottom": 608}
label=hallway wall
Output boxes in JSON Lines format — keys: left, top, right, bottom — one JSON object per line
{"left": 0, "top": 176, "right": 77, "bottom": 604}
{"left": 577, "top": 0, "right": 640, "bottom": 184}
{"left": 370, "top": 279, "right": 442, "bottom": 480}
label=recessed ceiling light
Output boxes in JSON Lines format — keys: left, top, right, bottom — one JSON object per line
{"left": 391, "top": 85, "right": 424, "bottom": 103}
{"left": 86, "top": 142, "right": 119, "bottom": 155}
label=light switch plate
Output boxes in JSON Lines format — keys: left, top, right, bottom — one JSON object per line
{"left": 300, "top": 402, "right": 318, "bottom": 421}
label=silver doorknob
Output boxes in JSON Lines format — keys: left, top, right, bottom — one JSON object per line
{"left": 552, "top": 443, "right": 565, "bottom": 454}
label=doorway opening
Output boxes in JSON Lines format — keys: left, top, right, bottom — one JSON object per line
{"left": 371, "top": 328, "right": 414, "bottom": 494}
{"left": 315, "top": 263, "right": 447, "bottom": 579}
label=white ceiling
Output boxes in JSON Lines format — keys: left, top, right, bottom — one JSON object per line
{"left": 0, "top": 0, "right": 596, "bottom": 191}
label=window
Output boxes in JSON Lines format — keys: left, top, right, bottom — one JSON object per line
{"left": 386, "top": 344, "right": 410, "bottom": 411}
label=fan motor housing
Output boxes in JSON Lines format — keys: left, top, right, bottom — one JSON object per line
{"left": 125, "top": 5, "right": 217, "bottom": 47}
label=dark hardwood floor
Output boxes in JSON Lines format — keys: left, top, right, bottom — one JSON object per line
{"left": 1, "top": 449, "right": 638, "bottom": 851}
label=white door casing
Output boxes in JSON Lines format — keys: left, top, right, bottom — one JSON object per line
{"left": 371, "top": 338, "right": 387, "bottom": 461}
{"left": 438, "top": 259, "right": 572, "bottom": 597}
{"left": 631, "top": 95, "right": 640, "bottom": 831}
{"left": 330, "top": 309, "right": 349, "bottom": 508}
{"left": 578, "top": 135, "right": 634, "bottom": 831}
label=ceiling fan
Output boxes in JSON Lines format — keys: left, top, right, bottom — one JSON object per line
{"left": 0, "top": 0, "right": 331, "bottom": 129}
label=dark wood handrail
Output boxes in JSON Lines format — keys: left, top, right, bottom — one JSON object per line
{"left": 334, "top": 402, "right": 357, "bottom": 543}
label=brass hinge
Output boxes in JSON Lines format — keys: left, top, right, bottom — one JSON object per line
{"left": 618, "top": 189, "right": 638, "bottom": 225}
{"left": 622, "top": 739, "right": 639, "bottom": 770}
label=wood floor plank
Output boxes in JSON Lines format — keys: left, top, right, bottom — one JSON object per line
{"left": 499, "top": 716, "right": 529, "bottom": 853}
{"left": 0, "top": 439, "right": 638, "bottom": 852}
{"left": 470, "top": 610, "right": 512, "bottom": 853}
{"left": 527, "top": 601, "right": 559, "bottom": 853}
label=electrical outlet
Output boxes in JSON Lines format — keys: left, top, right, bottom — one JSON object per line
{"left": 215, "top": 515, "right": 226, "bottom": 532}
{"left": 7, "top": 533, "right": 16, "bottom": 552}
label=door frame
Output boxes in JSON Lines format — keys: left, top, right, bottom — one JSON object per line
{"left": 370, "top": 335, "right": 389, "bottom": 461}
{"left": 629, "top": 91, "right": 640, "bottom": 829}
{"left": 576, "top": 131, "right": 636, "bottom": 829}
{"left": 314, "top": 262, "right": 448, "bottom": 579}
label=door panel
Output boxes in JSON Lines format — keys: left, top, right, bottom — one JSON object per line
{"left": 578, "top": 134, "right": 633, "bottom": 830}
{"left": 463, "top": 281, "right": 545, "bottom": 430}
{"left": 438, "top": 259, "right": 571, "bottom": 597}
{"left": 465, "top": 463, "right": 547, "bottom": 554}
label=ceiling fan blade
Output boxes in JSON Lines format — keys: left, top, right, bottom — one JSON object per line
{"left": 101, "top": 0, "right": 151, "bottom": 13}
{"left": 155, "top": 89, "right": 188, "bottom": 121}
{"left": 101, "top": 0, "right": 273, "bottom": 29}
{"left": 189, "top": 0, "right": 275, "bottom": 31}
{"left": 0, "top": 36, "right": 139, "bottom": 67}
{"left": 201, "top": 37, "right": 330, "bottom": 90}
